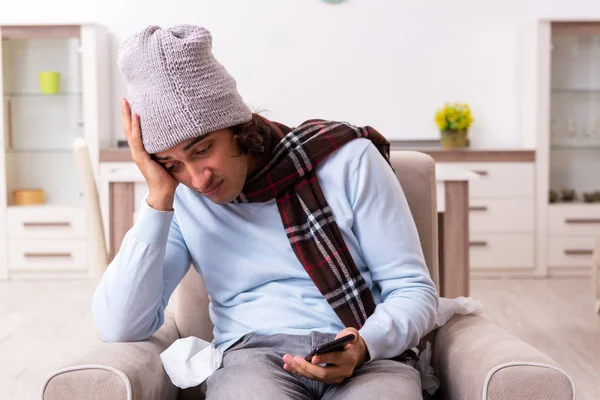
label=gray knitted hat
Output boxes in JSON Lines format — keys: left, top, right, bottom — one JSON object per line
{"left": 117, "top": 25, "right": 253, "bottom": 153}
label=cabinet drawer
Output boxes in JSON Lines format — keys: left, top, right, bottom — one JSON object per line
{"left": 469, "top": 234, "right": 534, "bottom": 269}
{"left": 469, "top": 199, "right": 534, "bottom": 233}
{"left": 7, "top": 207, "right": 86, "bottom": 239}
{"left": 548, "top": 236, "right": 597, "bottom": 268}
{"left": 548, "top": 204, "right": 600, "bottom": 236}
{"left": 442, "top": 162, "right": 534, "bottom": 198}
{"left": 8, "top": 239, "right": 88, "bottom": 271}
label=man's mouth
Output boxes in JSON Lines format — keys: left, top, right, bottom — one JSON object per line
{"left": 200, "top": 180, "right": 223, "bottom": 196}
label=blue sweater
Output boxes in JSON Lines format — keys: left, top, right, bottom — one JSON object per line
{"left": 92, "top": 138, "right": 439, "bottom": 361}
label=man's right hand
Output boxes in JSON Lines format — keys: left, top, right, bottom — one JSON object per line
{"left": 121, "top": 98, "right": 179, "bottom": 211}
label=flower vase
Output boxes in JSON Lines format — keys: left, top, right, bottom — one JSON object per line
{"left": 440, "top": 130, "right": 468, "bottom": 149}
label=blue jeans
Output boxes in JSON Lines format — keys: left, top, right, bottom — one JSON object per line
{"left": 200, "top": 331, "right": 422, "bottom": 399}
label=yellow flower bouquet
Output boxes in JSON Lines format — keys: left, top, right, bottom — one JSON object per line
{"left": 434, "top": 102, "right": 474, "bottom": 148}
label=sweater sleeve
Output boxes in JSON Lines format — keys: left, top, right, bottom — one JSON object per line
{"left": 92, "top": 198, "right": 192, "bottom": 342}
{"left": 353, "top": 144, "right": 439, "bottom": 362}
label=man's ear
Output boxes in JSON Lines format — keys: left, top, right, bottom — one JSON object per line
{"left": 232, "top": 132, "right": 248, "bottom": 156}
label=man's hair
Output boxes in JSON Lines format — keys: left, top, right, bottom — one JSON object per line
{"left": 230, "top": 113, "right": 273, "bottom": 156}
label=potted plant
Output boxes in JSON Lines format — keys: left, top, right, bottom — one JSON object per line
{"left": 560, "top": 189, "right": 576, "bottom": 202}
{"left": 583, "top": 192, "right": 596, "bottom": 203}
{"left": 435, "top": 102, "right": 474, "bottom": 149}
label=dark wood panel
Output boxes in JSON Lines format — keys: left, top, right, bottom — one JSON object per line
{"left": 441, "top": 181, "right": 470, "bottom": 298}
{"left": 415, "top": 150, "right": 535, "bottom": 162}
{"left": 109, "top": 182, "right": 134, "bottom": 260}
{"left": 1, "top": 25, "right": 80, "bottom": 39}
{"left": 100, "top": 147, "right": 536, "bottom": 163}
{"left": 100, "top": 149, "right": 133, "bottom": 162}
{"left": 552, "top": 22, "right": 600, "bottom": 35}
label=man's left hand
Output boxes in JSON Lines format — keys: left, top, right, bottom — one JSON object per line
{"left": 282, "top": 328, "right": 369, "bottom": 384}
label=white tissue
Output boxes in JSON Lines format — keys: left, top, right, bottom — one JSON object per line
{"left": 416, "top": 341, "right": 440, "bottom": 395}
{"left": 435, "top": 296, "right": 483, "bottom": 329}
{"left": 160, "top": 336, "right": 223, "bottom": 389}
{"left": 415, "top": 296, "right": 483, "bottom": 396}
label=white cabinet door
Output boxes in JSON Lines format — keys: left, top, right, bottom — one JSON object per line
{"left": 440, "top": 162, "right": 535, "bottom": 198}
{"left": 548, "top": 204, "right": 600, "bottom": 236}
{"left": 7, "top": 206, "right": 86, "bottom": 239}
{"left": 469, "top": 199, "right": 535, "bottom": 233}
{"left": 548, "top": 236, "right": 597, "bottom": 268}
{"left": 469, "top": 233, "right": 535, "bottom": 269}
{"left": 8, "top": 238, "right": 88, "bottom": 271}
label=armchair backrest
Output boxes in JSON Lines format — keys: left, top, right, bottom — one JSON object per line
{"left": 171, "top": 150, "right": 439, "bottom": 341}
{"left": 389, "top": 151, "right": 439, "bottom": 287}
{"left": 73, "top": 137, "right": 108, "bottom": 281}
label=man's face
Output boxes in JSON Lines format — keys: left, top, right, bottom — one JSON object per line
{"left": 154, "top": 129, "right": 249, "bottom": 205}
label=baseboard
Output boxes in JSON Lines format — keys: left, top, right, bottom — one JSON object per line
{"left": 470, "top": 267, "right": 540, "bottom": 279}
{"left": 7, "top": 270, "right": 94, "bottom": 281}
{"left": 471, "top": 266, "right": 591, "bottom": 279}
{"left": 548, "top": 265, "right": 591, "bottom": 278}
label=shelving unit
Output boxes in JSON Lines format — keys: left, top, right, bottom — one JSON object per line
{"left": 524, "top": 20, "right": 600, "bottom": 277}
{"left": 550, "top": 25, "right": 600, "bottom": 207}
{"left": 0, "top": 24, "right": 109, "bottom": 280}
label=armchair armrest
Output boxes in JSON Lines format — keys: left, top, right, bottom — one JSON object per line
{"left": 43, "top": 313, "right": 181, "bottom": 400}
{"left": 433, "top": 315, "right": 575, "bottom": 400}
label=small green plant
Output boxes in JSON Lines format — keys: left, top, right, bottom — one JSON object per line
{"left": 435, "top": 102, "right": 474, "bottom": 132}
{"left": 583, "top": 192, "right": 596, "bottom": 203}
{"left": 561, "top": 189, "right": 576, "bottom": 202}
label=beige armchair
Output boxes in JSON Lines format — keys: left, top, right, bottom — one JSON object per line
{"left": 43, "top": 151, "right": 575, "bottom": 400}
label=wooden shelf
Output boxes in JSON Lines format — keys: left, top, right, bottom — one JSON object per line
{"left": 101, "top": 146, "right": 537, "bottom": 163}
{"left": 0, "top": 25, "right": 80, "bottom": 40}
{"left": 392, "top": 148, "right": 536, "bottom": 162}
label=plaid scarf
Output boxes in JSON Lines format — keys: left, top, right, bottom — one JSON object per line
{"left": 235, "top": 118, "right": 391, "bottom": 329}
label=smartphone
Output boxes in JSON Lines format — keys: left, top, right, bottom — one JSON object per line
{"left": 304, "top": 333, "right": 355, "bottom": 362}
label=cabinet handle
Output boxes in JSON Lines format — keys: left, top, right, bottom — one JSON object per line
{"left": 472, "top": 170, "right": 488, "bottom": 176}
{"left": 564, "top": 249, "right": 593, "bottom": 255}
{"left": 469, "top": 241, "right": 489, "bottom": 247}
{"left": 565, "top": 218, "right": 600, "bottom": 224}
{"left": 23, "top": 222, "right": 71, "bottom": 228}
{"left": 24, "top": 252, "right": 72, "bottom": 258}
{"left": 469, "top": 206, "right": 488, "bottom": 212}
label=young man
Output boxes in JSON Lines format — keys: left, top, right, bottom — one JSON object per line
{"left": 93, "top": 24, "right": 438, "bottom": 399}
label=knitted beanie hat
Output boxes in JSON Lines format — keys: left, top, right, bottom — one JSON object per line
{"left": 117, "top": 25, "right": 253, "bottom": 153}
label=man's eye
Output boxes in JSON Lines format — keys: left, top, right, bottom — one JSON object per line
{"left": 196, "top": 144, "right": 211, "bottom": 156}
{"left": 166, "top": 163, "right": 181, "bottom": 172}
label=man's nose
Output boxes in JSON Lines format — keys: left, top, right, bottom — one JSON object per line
{"left": 190, "top": 167, "right": 212, "bottom": 191}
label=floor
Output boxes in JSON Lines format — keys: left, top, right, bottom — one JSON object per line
{"left": 471, "top": 278, "right": 600, "bottom": 400}
{"left": 0, "top": 279, "right": 99, "bottom": 400}
{"left": 1, "top": 278, "right": 599, "bottom": 400}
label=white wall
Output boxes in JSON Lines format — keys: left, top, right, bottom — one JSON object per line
{"left": 2, "top": 0, "right": 600, "bottom": 147}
